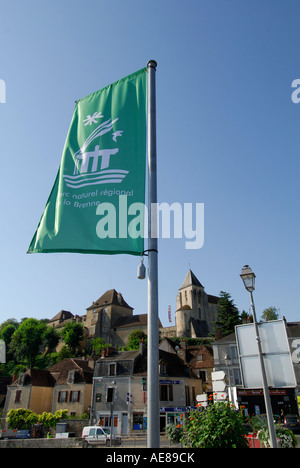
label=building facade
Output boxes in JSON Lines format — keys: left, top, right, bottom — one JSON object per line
{"left": 91, "top": 342, "right": 204, "bottom": 435}
{"left": 1, "top": 359, "right": 94, "bottom": 429}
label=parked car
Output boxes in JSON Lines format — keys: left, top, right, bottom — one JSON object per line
{"left": 81, "top": 426, "right": 122, "bottom": 448}
{"left": 0, "top": 429, "right": 32, "bottom": 439}
{"left": 16, "top": 429, "right": 32, "bottom": 439}
{"left": 283, "top": 414, "right": 300, "bottom": 434}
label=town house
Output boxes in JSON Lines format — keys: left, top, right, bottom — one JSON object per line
{"left": 91, "top": 341, "right": 204, "bottom": 436}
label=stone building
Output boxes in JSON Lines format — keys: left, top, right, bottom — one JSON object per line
{"left": 91, "top": 341, "right": 204, "bottom": 435}
{"left": 47, "top": 270, "right": 220, "bottom": 350}
{"left": 175, "top": 270, "right": 219, "bottom": 338}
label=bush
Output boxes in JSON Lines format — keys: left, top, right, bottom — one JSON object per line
{"left": 181, "top": 401, "right": 249, "bottom": 449}
{"left": 7, "top": 408, "right": 38, "bottom": 430}
{"left": 6, "top": 408, "right": 68, "bottom": 431}
{"left": 258, "top": 424, "right": 297, "bottom": 448}
{"left": 166, "top": 423, "right": 183, "bottom": 443}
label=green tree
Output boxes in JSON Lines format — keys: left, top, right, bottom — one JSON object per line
{"left": 0, "top": 322, "right": 19, "bottom": 362}
{"left": 9, "top": 318, "right": 48, "bottom": 368}
{"left": 60, "top": 322, "right": 84, "bottom": 356}
{"left": 0, "top": 318, "right": 19, "bottom": 334}
{"left": 240, "top": 310, "right": 253, "bottom": 323}
{"left": 7, "top": 408, "right": 38, "bottom": 430}
{"left": 181, "top": 401, "right": 249, "bottom": 448}
{"left": 42, "top": 326, "right": 60, "bottom": 353}
{"left": 124, "top": 330, "right": 147, "bottom": 350}
{"left": 213, "top": 291, "right": 241, "bottom": 338}
{"left": 261, "top": 306, "right": 279, "bottom": 322}
{"left": 38, "top": 410, "right": 69, "bottom": 430}
{"left": 90, "top": 337, "right": 110, "bottom": 356}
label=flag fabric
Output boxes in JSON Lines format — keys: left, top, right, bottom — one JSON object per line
{"left": 168, "top": 305, "right": 171, "bottom": 323}
{"left": 28, "top": 68, "right": 147, "bottom": 256}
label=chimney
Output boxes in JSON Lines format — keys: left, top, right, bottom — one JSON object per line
{"left": 139, "top": 340, "right": 146, "bottom": 355}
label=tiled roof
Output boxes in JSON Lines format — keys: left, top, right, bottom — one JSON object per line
{"left": 86, "top": 289, "right": 133, "bottom": 311}
{"left": 48, "top": 310, "right": 74, "bottom": 323}
{"left": 48, "top": 358, "right": 94, "bottom": 384}
{"left": 12, "top": 369, "right": 56, "bottom": 387}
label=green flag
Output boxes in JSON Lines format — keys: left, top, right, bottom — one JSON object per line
{"left": 28, "top": 68, "right": 147, "bottom": 256}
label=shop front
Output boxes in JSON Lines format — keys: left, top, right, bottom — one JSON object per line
{"left": 237, "top": 388, "right": 298, "bottom": 418}
{"left": 159, "top": 407, "right": 195, "bottom": 432}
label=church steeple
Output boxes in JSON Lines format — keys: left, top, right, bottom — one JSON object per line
{"left": 179, "top": 269, "right": 204, "bottom": 291}
{"left": 175, "top": 270, "right": 218, "bottom": 338}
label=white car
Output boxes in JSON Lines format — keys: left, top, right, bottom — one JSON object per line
{"left": 81, "top": 426, "right": 121, "bottom": 447}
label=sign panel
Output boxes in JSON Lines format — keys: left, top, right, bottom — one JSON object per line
{"left": 211, "top": 370, "right": 226, "bottom": 381}
{"left": 235, "top": 320, "right": 297, "bottom": 389}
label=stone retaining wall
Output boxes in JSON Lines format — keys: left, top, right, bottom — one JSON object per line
{"left": 0, "top": 437, "right": 83, "bottom": 448}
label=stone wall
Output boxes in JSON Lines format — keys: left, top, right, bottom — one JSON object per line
{"left": 0, "top": 438, "right": 83, "bottom": 448}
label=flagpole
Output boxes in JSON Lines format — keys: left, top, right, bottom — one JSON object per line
{"left": 147, "top": 59, "right": 160, "bottom": 448}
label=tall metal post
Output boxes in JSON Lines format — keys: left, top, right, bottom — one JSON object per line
{"left": 147, "top": 59, "right": 160, "bottom": 448}
{"left": 249, "top": 291, "right": 277, "bottom": 448}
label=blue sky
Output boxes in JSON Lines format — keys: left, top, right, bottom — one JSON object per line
{"left": 0, "top": 0, "right": 299, "bottom": 328}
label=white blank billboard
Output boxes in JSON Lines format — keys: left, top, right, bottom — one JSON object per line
{"left": 235, "top": 320, "right": 296, "bottom": 389}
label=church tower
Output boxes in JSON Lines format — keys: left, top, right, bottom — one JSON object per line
{"left": 175, "top": 270, "right": 218, "bottom": 338}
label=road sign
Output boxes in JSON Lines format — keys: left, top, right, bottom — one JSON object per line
{"left": 211, "top": 370, "right": 226, "bottom": 381}
{"left": 212, "top": 380, "right": 227, "bottom": 392}
{"left": 212, "top": 369, "right": 227, "bottom": 401}
{"left": 196, "top": 394, "right": 208, "bottom": 407}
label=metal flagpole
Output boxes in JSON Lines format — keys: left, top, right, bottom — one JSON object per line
{"left": 147, "top": 59, "right": 160, "bottom": 448}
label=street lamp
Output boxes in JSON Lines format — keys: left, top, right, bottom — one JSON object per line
{"left": 240, "top": 265, "right": 277, "bottom": 448}
{"left": 224, "top": 354, "right": 233, "bottom": 404}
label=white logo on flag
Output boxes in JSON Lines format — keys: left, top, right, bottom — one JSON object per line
{"left": 63, "top": 114, "right": 128, "bottom": 189}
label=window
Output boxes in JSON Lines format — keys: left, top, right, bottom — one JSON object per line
{"left": 58, "top": 391, "right": 68, "bottom": 403}
{"left": 68, "top": 370, "right": 75, "bottom": 383}
{"left": 185, "top": 386, "right": 190, "bottom": 406}
{"left": 109, "top": 363, "right": 116, "bottom": 376}
{"left": 233, "top": 368, "right": 242, "bottom": 386}
{"left": 133, "top": 413, "right": 144, "bottom": 430}
{"left": 69, "top": 390, "right": 80, "bottom": 403}
{"left": 192, "top": 386, "right": 196, "bottom": 404}
{"left": 99, "top": 416, "right": 110, "bottom": 426}
{"left": 15, "top": 390, "right": 21, "bottom": 403}
{"left": 107, "top": 387, "right": 114, "bottom": 403}
{"left": 159, "top": 364, "right": 167, "bottom": 375}
{"left": 98, "top": 416, "right": 118, "bottom": 428}
{"left": 197, "top": 354, "right": 203, "bottom": 362}
{"left": 159, "top": 384, "right": 173, "bottom": 402}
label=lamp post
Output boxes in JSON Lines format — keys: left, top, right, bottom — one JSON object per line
{"left": 240, "top": 265, "right": 277, "bottom": 448}
{"left": 224, "top": 354, "right": 233, "bottom": 404}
